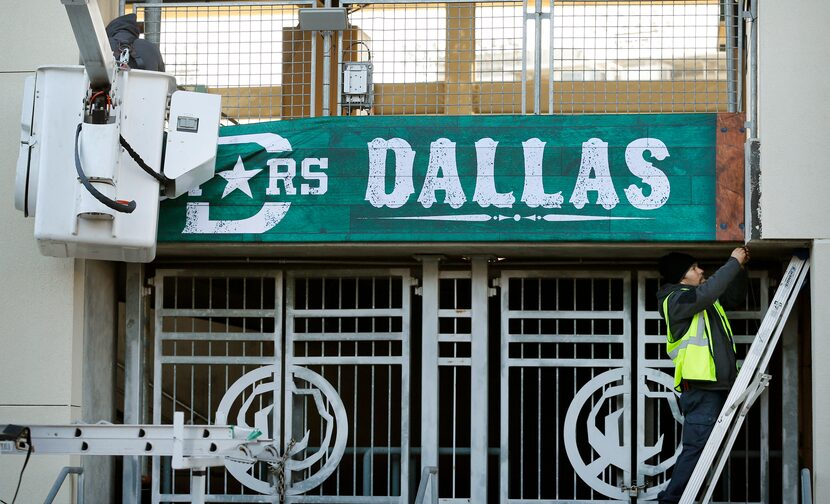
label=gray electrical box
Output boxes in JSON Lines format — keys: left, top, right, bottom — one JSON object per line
{"left": 342, "top": 61, "right": 373, "bottom": 110}
{"left": 298, "top": 8, "right": 347, "bottom": 31}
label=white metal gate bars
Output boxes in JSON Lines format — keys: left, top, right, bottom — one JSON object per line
{"left": 498, "top": 270, "right": 632, "bottom": 502}
{"left": 145, "top": 264, "right": 771, "bottom": 502}
{"left": 286, "top": 270, "right": 412, "bottom": 502}
{"left": 152, "top": 269, "right": 283, "bottom": 502}
{"left": 151, "top": 268, "right": 412, "bottom": 502}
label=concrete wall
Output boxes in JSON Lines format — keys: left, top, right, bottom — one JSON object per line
{"left": 810, "top": 241, "right": 830, "bottom": 503}
{"left": 758, "top": 1, "right": 830, "bottom": 240}
{"left": 758, "top": 2, "right": 830, "bottom": 501}
{"left": 0, "top": 2, "right": 118, "bottom": 503}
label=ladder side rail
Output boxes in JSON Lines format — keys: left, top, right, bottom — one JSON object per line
{"left": 753, "top": 268, "right": 808, "bottom": 382}
{"left": 698, "top": 375, "right": 774, "bottom": 502}
{"left": 733, "top": 263, "right": 806, "bottom": 414}
{"left": 712, "top": 256, "right": 805, "bottom": 422}
{"left": 699, "top": 261, "right": 806, "bottom": 504}
{"left": 679, "top": 256, "right": 809, "bottom": 504}
{"left": 710, "top": 257, "right": 805, "bottom": 428}
{"left": 22, "top": 422, "right": 254, "bottom": 458}
{"left": 699, "top": 397, "right": 759, "bottom": 504}
{"left": 724, "top": 257, "right": 807, "bottom": 388}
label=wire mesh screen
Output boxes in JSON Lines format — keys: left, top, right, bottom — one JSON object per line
{"left": 132, "top": 2, "right": 315, "bottom": 123}
{"left": 130, "top": 0, "right": 740, "bottom": 119}
{"left": 548, "top": 0, "right": 741, "bottom": 113}
{"left": 340, "top": 0, "right": 526, "bottom": 115}
{"left": 638, "top": 269, "right": 770, "bottom": 503}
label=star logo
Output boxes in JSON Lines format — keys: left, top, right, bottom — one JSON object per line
{"left": 218, "top": 156, "right": 262, "bottom": 198}
{"left": 183, "top": 134, "right": 296, "bottom": 235}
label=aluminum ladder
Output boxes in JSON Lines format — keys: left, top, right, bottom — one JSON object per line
{"left": 680, "top": 253, "right": 810, "bottom": 504}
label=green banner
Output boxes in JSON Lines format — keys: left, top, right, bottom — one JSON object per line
{"left": 159, "top": 114, "right": 717, "bottom": 243}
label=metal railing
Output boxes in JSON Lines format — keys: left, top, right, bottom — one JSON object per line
{"left": 44, "top": 466, "right": 84, "bottom": 504}
{"left": 129, "top": 0, "right": 743, "bottom": 120}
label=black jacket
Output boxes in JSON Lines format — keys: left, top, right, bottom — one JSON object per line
{"left": 656, "top": 258, "right": 747, "bottom": 390}
{"left": 106, "top": 14, "right": 165, "bottom": 72}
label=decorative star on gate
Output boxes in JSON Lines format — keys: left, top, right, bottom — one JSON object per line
{"left": 217, "top": 156, "right": 262, "bottom": 199}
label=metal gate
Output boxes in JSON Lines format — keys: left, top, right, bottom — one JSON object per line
{"left": 499, "top": 270, "right": 633, "bottom": 502}
{"left": 147, "top": 264, "right": 770, "bottom": 503}
{"left": 497, "top": 267, "right": 770, "bottom": 503}
{"left": 151, "top": 268, "right": 412, "bottom": 503}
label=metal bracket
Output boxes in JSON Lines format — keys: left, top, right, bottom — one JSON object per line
{"left": 722, "top": 373, "right": 771, "bottom": 419}
{"left": 143, "top": 277, "right": 154, "bottom": 296}
{"left": 741, "top": 373, "right": 772, "bottom": 416}
{"left": 20, "top": 134, "right": 37, "bottom": 147}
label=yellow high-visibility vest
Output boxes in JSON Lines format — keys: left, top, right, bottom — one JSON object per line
{"left": 663, "top": 288, "right": 736, "bottom": 392}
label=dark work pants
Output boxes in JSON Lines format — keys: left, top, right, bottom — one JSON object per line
{"left": 657, "top": 387, "right": 727, "bottom": 504}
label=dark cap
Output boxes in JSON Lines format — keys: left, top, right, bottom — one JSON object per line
{"left": 659, "top": 252, "right": 696, "bottom": 284}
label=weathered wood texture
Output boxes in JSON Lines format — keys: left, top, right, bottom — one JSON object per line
{"left": 159, "top": 114, "right": 719, "bottom": 243}
{"left": 715, "top": 113, "right": 746, "bottom": 241}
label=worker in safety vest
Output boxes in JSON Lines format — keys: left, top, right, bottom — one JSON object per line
{"left": 655, "top": 247, "right": 749, "bottom": 504}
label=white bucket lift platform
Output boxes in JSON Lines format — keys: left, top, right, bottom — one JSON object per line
{"left": 14, "top": 0, "right": 221, "bottom": 263}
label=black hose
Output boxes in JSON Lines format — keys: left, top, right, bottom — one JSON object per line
{"left": 119, "top": 134, "right": 171, "bottom": 185}
{"left": 74, "top": 123, "right": 136, "bottom": 214}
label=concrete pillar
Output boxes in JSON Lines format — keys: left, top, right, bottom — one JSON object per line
{"left": 810, "top": 240, "right": 830, "bottom": 501}
{"left": 81, "top": 261, "right": 117, "bottom": 504}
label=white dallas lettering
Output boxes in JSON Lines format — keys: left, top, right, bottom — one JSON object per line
{"left": 418, "top": 138, "right": 466, "bottom": 209}
{"left": 365, "top": 138, "right": 415, "bottom": 209}
{"left": 521, "top": 138, "right": 564, "bottom": 209}
{"left": 362, "top": 134, "right": 672, "bottom": 215}
{"left": 473, "top": 138, "right": 514, "bottom": 208}
{"left": 623, "top": 138, "right": 670, "bottom": 210}
{"left": 569, "top": 138, "right": 620, "bottom": 210}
